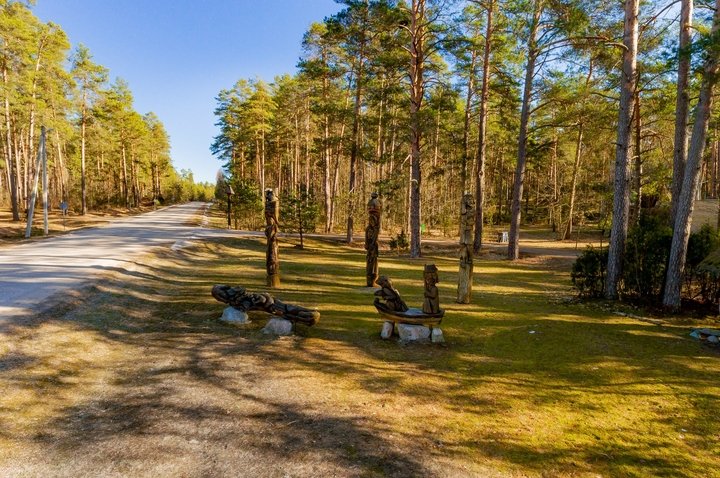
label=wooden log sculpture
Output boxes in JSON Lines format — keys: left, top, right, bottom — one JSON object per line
{"left": 457, "top": 193, "right": 475, "bottom": 303}
{"left": 264, "top": 189, "right": 280, "bottom": 287}
{"left": 373, "top": 268, "right": 444, "bottom": 326}
{"left": 212, "top": 285, "right": 320, "bottom": 326}
{"left": 374, "top": 276, "right": 408, "bottom": 312}
{"left": 365, "top": 192, "right": 382, "bottom": 287}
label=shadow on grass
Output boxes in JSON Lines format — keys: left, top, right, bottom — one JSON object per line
{"left": 2, "top": 235, "right": 719, "bottom": 477}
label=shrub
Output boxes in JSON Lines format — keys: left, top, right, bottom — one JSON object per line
{"left": 622, "top": 213, "right": 672, "bottom": 299}
{"left": 687, "top": 224, "right": 720, "bottom": 274}
{"left": 687, "top": 224, "right": 720, "bottom": 300}
{"left": 571, "top": 246, "right": 607, "bottom": 298}
{"left": 389, "top": 230, "right": 409, "bottom": 254}
{"left": 284, "top": 186, "right": 319, "bottom": 249}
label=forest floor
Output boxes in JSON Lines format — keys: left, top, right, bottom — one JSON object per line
{"left": 1, "top": 231, "right": 718, "bottom": 477}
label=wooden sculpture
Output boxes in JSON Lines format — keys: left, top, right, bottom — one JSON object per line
{"left": 457, "top": 193, "right": 475, "bottom": 303}
{"left": 212, "top": 285, "right": 319, "bottom": 326}
{"left": 373, "top": 266, "right": 444, "bottom": 326}
{"left": 365, "top": 192, "right": 382, "bottom": 287}
{"left": 264, "top": 189, "right": 280, "bottom": 287}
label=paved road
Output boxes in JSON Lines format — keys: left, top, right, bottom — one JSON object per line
{"left": 0, "top": 202, "right": 215, "bottom": 320}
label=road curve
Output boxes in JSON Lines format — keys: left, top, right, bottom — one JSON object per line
{"left": 0, "top": 202, "right": 210, "bottom": 320}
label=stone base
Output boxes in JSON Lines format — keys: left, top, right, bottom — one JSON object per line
{"left": 397, "top": 323, "right": 431, "bottom": 342}
{"left": 219, "top": 307, "right": 250, "bottom": 325}
{"left": 380, "top": 321, "right": 394, "bottom": 339}
{"left": 431, "top": 328, "right": 445, "bottom": 343}
{"left": 262, "top": 317, "right": 293, "bottom": 336}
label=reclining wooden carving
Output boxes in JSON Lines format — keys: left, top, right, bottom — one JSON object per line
{"left": 212, "top": 285, "right": 319, "bottom": 326}
{"left": 373, "top": 266, "right": 445, "bottom": 326}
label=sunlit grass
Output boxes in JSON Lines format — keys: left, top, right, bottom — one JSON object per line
{"left": 1, "top": 235, "right": 719, "bottom": 477}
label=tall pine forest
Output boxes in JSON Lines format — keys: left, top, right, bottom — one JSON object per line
{"left": 212, "top": 0, "right": 720, "bottom": 307}
{"left": 0, "top": 1, "right": 209, "bottom": 220}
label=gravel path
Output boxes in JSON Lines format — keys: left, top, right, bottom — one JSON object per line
{"left": 0, "top": 202, "right": 214, "bottom": 319}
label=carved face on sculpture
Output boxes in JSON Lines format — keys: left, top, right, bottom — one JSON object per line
{"left": 265, "top": 189, "right": 275, "bottom": 203}
{"left": 463, "top": 193, "right": 475, "bottom": 210}
{"left": 368, "top": 191, "right": 381, "bottom": 214}
{"left": 377, "top": 275, "right": 391, "bottom": 288}
{"left": 424, "top": 264, "right": 439, "bottom": 285}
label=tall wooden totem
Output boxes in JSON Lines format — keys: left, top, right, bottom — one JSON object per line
{"left": 457, "top": 193, "right": 475, "bottom": 303}
{"left": 265, "top": 189, "right": 280, "bottom": 287}
{"left": 365, "top": 192, "right": 382, "bottom": 287}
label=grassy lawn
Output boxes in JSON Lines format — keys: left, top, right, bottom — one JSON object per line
{"left": 1, "top": 235, "right": 718, "bottom": 477}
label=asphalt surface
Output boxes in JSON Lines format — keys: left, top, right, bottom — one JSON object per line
{"left": 0, "top": 202, "right": 216, "bottom": 320}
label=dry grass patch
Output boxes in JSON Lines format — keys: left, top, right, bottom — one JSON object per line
{"left": 1, "top": 236, "right": 719, "bottom": 477}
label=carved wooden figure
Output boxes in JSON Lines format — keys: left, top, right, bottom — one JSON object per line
{"left": 423, "top": 264, "right": 441, "bottom": 314}
{"left": 365, "top": 192, "right": 382, "bottom": 286}
{"left": 374, "top": 276, "right": 409, "bottom": 312}
{"left": 265, "top": 189, "right": 280, "bottom": 287}
{"left": 457, "top": 193, "right": 475, "bottom": 303}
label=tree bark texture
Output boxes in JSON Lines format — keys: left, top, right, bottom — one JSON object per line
{"left": 670, "top": 0, "right": 693, "bottom": 223}
{"left": 605, "top": 0, "right": 639, "bottom": 300}
{"left": 80, "top": 100, "right": 87, "bottom": 215}
{"left": 631, "top": 93, "right": 642, "bottom": 225}
{"left": 562, "top": 123, "right": 584, "bottom": 240}
{"left": 663, "top": 0, "right": 720, "bottom": 311}
{"left": 473, "top": 0, "right": 493, "bottom": 254}
{"left": 409, "top": 0, "right": 425, "bottom": 258}
{"left": 461, "top": 49, "right": 476, "bottom": 194}
{"left": 508, "top": 0, "right": 541, "bottom": 260}
{"left": 3, "top": 64, "right": 19, "bottom": 221}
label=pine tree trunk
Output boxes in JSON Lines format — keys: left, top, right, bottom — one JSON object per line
{"left": 562, "top": 123, "right": 584, "bottom": 240}
{"left": 508, "top": 0, "right": 541, "bottom": 260}
{"left": 3, "top": 65, "right": 19, "bottom": 221}
{"left": 670, "top": 0, "right": 693, "bottom": 223}
{"left": 121, "top": 141, "right": 129, "bottom": 209}
{"left": 605, "top": 0, "right": 639, "bottom": 300}
{"left": 409, "top": 0, "right": 425, "bottom": 258}
{"left": 631, "top": 93, "right": 642, "bottom": 224}
{"left": 346, "top": 13, "right": 368, "bottom": 244}
{"left": 80, "top": 100, "right": 87, "bottom": 214}
{"left": 473, "top": 0, "right": 493, "bottom": 254}
{"left": 347, "top": 77, "right": 362, "bottom": 243}
{"left": 663, "top": 0, "right": 720, "bottom": 311}
{"left": 321, "top": 60, "right": 331, "bottom": 233}
{"left": 461, "top": 49, "right": 477, "bottom": 194}
{"left": 324, "top": 113, "right": 332, "bottom": 233}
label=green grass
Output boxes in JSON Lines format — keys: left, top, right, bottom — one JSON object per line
{"left": 1, "top": 236, "right": 719, "bottom": 477}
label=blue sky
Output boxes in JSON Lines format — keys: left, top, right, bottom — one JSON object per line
{"left": 33, "top": 0, "right": 342, "bottom": 184}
